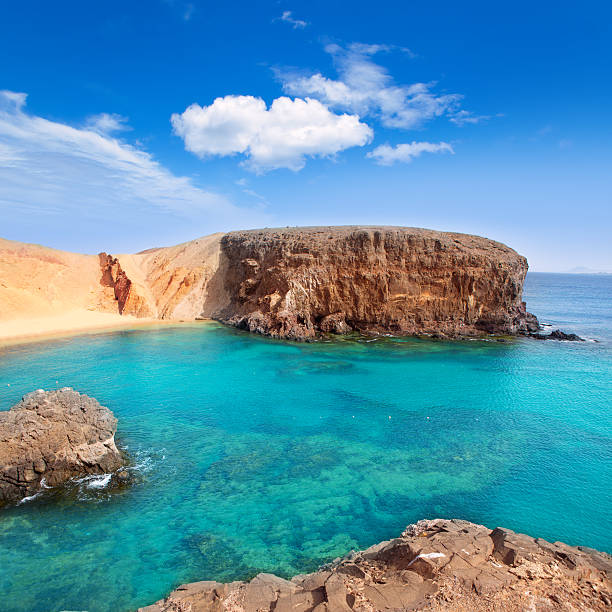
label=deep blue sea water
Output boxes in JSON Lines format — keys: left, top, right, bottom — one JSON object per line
{"left": 0, "top": 272, "right": 610, "bottom": 612}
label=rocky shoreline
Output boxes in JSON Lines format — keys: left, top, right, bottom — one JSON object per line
{"left": 140, "top": 519, "right": 612, "bottom": 612}
{"left": 2, "top": 391, "right": 608, "bottom": 611}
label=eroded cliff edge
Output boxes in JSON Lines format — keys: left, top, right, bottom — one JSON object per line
{"left": 140, "top": 518, "right": 612, "bottom": 612}
{"left": 213, "top": 227, "right": 539, "bottom": 339}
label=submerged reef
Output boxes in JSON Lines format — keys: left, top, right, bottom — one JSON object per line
{"left": 141, "top": 518, "right": 612, "bottom": 612}
{"left": 0, "top": 388, "right": 123, "bottom": 505}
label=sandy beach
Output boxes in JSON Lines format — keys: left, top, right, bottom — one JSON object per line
{"left": 0, "top": 310, "right": 188, "bottom": 348}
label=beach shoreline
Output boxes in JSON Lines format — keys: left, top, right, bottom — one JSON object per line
{"left": 0, "top": 311, "right": 213, "bottom": 349}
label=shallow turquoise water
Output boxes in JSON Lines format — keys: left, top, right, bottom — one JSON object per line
{"left": 0, "top": 273, "right": 610, "bottom": 612}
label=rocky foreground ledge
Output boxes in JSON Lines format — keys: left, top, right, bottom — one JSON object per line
{"left": 141, "top": 519, "right": 612, "bottom": 612}
{"left": 0, "top": 388, "right": 123, "bottom": 505}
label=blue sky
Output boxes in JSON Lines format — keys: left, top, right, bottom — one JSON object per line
{"left": 0, "top": 0, "right": 610, "bottom": 271}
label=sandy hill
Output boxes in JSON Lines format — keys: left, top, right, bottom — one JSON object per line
{"left": 0, "top": 237, "right": 115, "bottom": 319}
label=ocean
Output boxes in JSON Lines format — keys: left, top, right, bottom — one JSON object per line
{"left": 0, "top": 272, "right": 610, "bottom": 612}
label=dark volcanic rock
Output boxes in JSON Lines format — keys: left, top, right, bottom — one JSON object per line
{"left": 530, "top": 329, "right": 585, "bottom": 341}
{"left": 140, "top": 519, "right": 612, "bottom": 612}
{"left": 214, "top": 226, "right": 539, "bottom": 340}
{"left": 549, "top": 329, "right": 585, "bottom": 341}
{"left": 0, "top": 388, "right": 123, "bottom": 505}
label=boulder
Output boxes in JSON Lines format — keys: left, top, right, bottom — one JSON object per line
{"left": 0, "top": 388, "right": 123, "bottom": 505}
{"left": 549, "top": 329, "right": 584, "bottom": 341}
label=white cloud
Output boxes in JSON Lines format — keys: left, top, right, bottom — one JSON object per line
{"left": 171, "top": 95, "right": 373, "bottom": 172}
{"left": 367, "top": 141, "right": 454, "bottom": 165}
{"left": 278, "top": 11, "right": 308, "bottom": 29}
{"left": 162, "top": 0, "right": 195, "bottom": 22}
{"left": 0, "top": 142, "right": 23, "bottom": 166}
{"left": 234, "top": 177, "right": 269, "bottom": 203}
{"left": 85, "top": 112, "right": 131, "bottom": 134}
{"left": 279, "top": 43, "right": 463, "bottom": 129}
{"left": 537, "top": 125, "right": 553, "bottom": 136}
{"left": 449, "top": 110, "right": 493, "bottom": 126}
{"left": 0, "top": 89, "right": 265, "bottom": 226}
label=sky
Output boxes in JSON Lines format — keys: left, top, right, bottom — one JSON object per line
{"left": 0, "top": 0, "right": 611, "bottom": 272}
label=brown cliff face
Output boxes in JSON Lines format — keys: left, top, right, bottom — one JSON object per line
{"left": 214, "top": 227, "right": 539, "bottom": 340}
{"left": 140, "top": 519, "right": 612, "bottom": 612}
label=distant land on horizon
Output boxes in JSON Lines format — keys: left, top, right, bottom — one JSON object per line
{"left": 529, "top": 268, "right": 612, "bottom": 275}
{"left": 562, "top": 267, "right": 612, "bottom": 275}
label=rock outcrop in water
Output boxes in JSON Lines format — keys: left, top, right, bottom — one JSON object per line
{"left": 0, "top": 388, "right": 123, "bottom": 505}
{"left": 214, "top": 227, "right": 539, "bottom": 340}
{"left": 140, "top": 519, "right": 612, "bottom": 612}
{"left": 530, "top": 329, "right": 585, "bottom": 341}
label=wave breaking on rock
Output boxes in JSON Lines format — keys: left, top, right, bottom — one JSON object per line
{"left": 0, "top": 388, "right": 124, "bottom": 506}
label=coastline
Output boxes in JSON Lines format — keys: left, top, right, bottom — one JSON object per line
{"left": 141, "top": 518, "right": 612, "bottom": 612}
{"left": 0, "top": 311, "right": 214, "bottom": 349}
{"left": 0, "top": 311, "right": 527, "bottom": 350}
{"left": 0, "top": 272, "right": 610, "bottom": 610}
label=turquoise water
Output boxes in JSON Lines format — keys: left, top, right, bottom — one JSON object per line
{"left": 0, "top": 273, "right": 610, "bottom": 612}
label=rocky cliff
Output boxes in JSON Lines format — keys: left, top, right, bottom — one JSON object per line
{"left": 121, "top": 232, "right": 227, "bottom": 319}
{"left": 99, "top": 252, "right": 156, "bottom": 317}
{"left": 0, "top": 227, "right": 539, "bottom": 340}
{"left": 140, "top": 519, "right": 612, "bottom": 612}
{"left": 214, "top": 227, "right": 538, "bottom": 339}
{"left": 0, "top": 388, "right": 123, "bottom": 505}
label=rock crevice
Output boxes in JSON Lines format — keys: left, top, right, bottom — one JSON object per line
{"left": 99, "top": 252, "right": 155, "bottom": 317}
